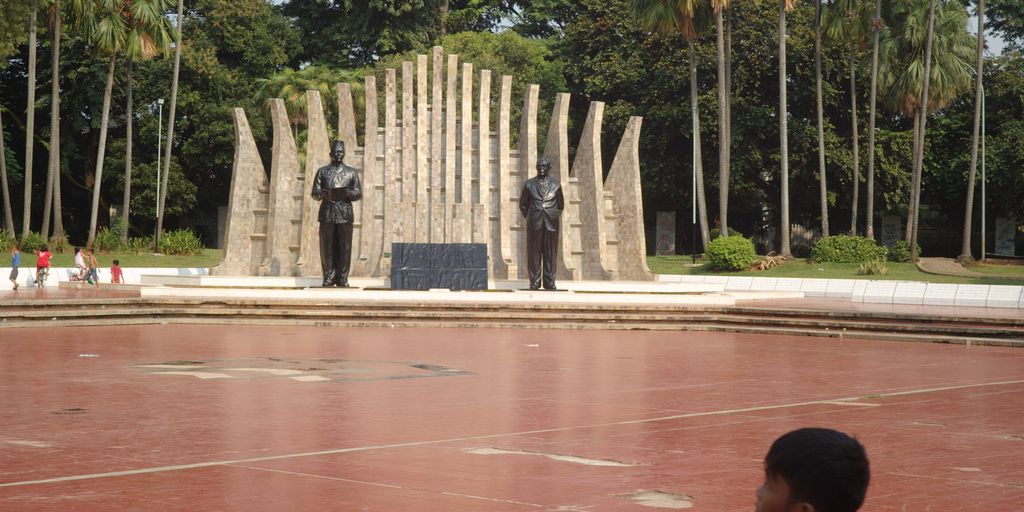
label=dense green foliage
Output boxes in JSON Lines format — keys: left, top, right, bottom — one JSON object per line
{"left": 157, "top": 228, "right": 203, "bottom": 255}
{"left": 888, "top": 240, "right": 917, "bottom": 263}
{"left": 0, "top": 228, "right": 13, "bottom": 251}
{"left": 0, "top": 0, "right": 1021, "bottom": 258}
{"left": 812, "top": 235, "right": 888, "bottom": 263}
{"left": 17, "top": 230, "right": 45, "bottom": 252}
{"left": 706, "top": 235, "right": 757, "bottom": 271}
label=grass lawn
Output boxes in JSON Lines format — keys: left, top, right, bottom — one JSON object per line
{"left": 966, "top": 261, "right": 1024, "bottom": 278}
{"left": 648, "top": 255, "right": 1024, "bottom": 286}
{"left": 12, "top": 248, "right": 223, "bottom": 269}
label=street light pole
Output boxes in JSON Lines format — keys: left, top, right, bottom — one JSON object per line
{"left": 692, "top": 113, "right": 698, "bottom": 264}
{"left": 156, "top": 98, "right": 164, "bottom": 221}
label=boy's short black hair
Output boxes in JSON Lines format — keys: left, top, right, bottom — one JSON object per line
{"left": 40, "top": 244, "right": 49, "bottom": 251}
{"left": 113, "top": 259, "right": 120, "bottom": 265}
{"left": 765, "top": 428, "right": 870, "bottom": 512}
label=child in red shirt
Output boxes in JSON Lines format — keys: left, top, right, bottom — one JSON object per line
{"left": 111, "top": 259, "right": 124, "bottom": 284}
{"left": 35, "top": 244, "right": 52, "bottom": 283}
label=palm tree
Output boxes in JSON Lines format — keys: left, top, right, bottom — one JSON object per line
{"left": 119, "top": 0, "right": 175, "bottom": 243}
{"left": 632, "top": 0, "right": 712, "bottom": 250}
{"left": 814, "top": 0, "right": 829, "bottom": 237}
{"left": 779, "top": 0, "right": 797, "bottom": 257}
{"left": 155, "top": 0, "right": 182, "bottom": 244}
{"left": 21, "top": 0, "right": 37, "bottom": 237}
{"left": 879, "top": 0, "right": 973, "bottom": 255}
{"left": 824, "top": 0, "right": 872, "bottom": 235}
{"left": 865, "top": 0, "right": 881, "bottom": 239}
{"left": 908, "top": 0, "right": 938, "bottom": 261}
{"left": 86, "top": 0, "right": 174, "bottom": 246}
{"left": 41, "top": 0, "right": 64, "bottom": 241}
{"left": 0, "top": 109, "right": 13, "bottom": 234}
{"left": 958, "top": 0, "right": 984, "bottom": 262}
{"left": 714, "top": 0, "right": 730, "bottom": 237}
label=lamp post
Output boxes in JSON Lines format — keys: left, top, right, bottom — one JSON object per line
{"left": 156, "top": 98, "right": 164, "bottom": 220}
{"left": 692, "top": 113, "right": 698, "bottom": 264}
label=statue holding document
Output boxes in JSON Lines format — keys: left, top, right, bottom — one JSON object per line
{"left": 312, "top": 140, "right": 362, "bottom": 287}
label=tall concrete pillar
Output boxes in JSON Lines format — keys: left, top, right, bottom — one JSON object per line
{"left": 456, "top": 62, "right": 474, "bottom": 243}
{"left": 354, "top": 75, "right": 381, "bottom": 276}
{"left": 296, "top": 90, "right": 331, "bottom": 277}
{"left": 401, "top": 61, "right": 415, "bottom": 244}
{"left": 544, "top": 93, "right": 581, "bottom": 281}
{"left": 496, "top": 75, "right": 515, "bottom": 279}
{"left": 430, "top": 46, "right": 444, "bottom": 243}
{"left": 474, "top": 70, "right": 493, "bottom": 250}
{"left": 337, "top": 83, "right": 361, "bottom": 263}
{"left": 212, "top": 108, "right": 269, "bottom": 276}
{"left": 260, "top": 99, "right": 302, "bottom": 277}
{"left": 573, "top": 102, "right": 615, "bottom": 280}
{"left": 415, "top": 54, "right": 429, "bottom": 243}
{"left": 606, "top": 116, "right": 653, "bottom": 280}
{"left": 444, "top": 54, "right": 458, "bottom": 241}
{"left": 515, "top": 84, "right": 540, "bottom": 279}
{"left": 381, "top": 69, "right": 399, "bottom": 275}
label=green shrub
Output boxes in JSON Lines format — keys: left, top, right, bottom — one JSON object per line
{"left": 93, "top": 227, "right": 122, "bottom": 253}
{"left": 709, "top": 227, "right": 742, "bottom": 240}
{"left": 888, "top": 240, "right": 918, "bottom": 262}
{"left": 157, "top": 229, "right": 204, "bottom": 255}
{"left": 857, "top": 259, "right": 888, "bottom": 275}
{"left": 126, "top": 236, "right": 154, "bottom": 254}
{"left": 18, "top": 231, "right": 45, "bottom": 252}
{"left": 707, "top": 235, "right": 757, "bottom": 271}
{"left": 812, "top": 235, "right": 887, "bottom": 263}
{"left": 0, "top": 230, "right": 14, "bottom": 251}
{"left": 47, "top": 234, "right": 69, "bottom": 254}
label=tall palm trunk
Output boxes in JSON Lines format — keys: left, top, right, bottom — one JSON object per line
{"left": 849, "top": 50, "right": 860, "bottom": 235}
{"left": 49, "top": 0, "right": 63, "bottom": 239}
{"left": 814, "top": 0, "right": 829, "bottom": 237}
{"left": 156, "top": 0, "right": 184, "bottom": 243}
{"left": 726, "top": 8, "right": 732, "bottom": 199}
{"left": 40, "top": 5, "right": 60, "bottom": 241}
{"left": 906, "top": 114, "right": 921, "bottom": 241}
{"left": 121, "top": 58, "right": 133, "bottom": 242}
{"left": 865, "top": 0, "right": 881, "bottom": 239}
{"left": 959, "top": 0, "right": 984, "bottom": 261}
{"left": 909, "top": 0, "right": 938, "bottom": 262}
{"left": 0, "top": 110, "right": 13, "bottom": 234}
{"left": 690, "top": 42, "right": 710, "bottom": 249}
{"left": 22, "top": 0, "right": 37, "bottom": 236}
{"left": 87, "top": 55, "right": 117, "bottom": 246}
{"left": 779, "top": 0, "right": 791, "bottom": 256}
{"left": 715, "top": 5, "right": 728, "bottom": 236}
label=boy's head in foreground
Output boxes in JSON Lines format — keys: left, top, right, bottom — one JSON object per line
{"left": 756, "top": 428, "right": 869, "bottom": 512}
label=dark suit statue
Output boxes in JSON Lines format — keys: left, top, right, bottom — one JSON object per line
{"left": 312, "top": 140, "right": 363, "bottom": 287}
{"left": 519, "top": 157, "right": 565, "bottom": 290}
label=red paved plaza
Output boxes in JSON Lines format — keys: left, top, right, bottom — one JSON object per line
{"left": 1, "top": 325, "right": 1022, "bottom": 510}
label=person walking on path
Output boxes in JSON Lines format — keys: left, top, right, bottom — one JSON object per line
{"left": 9, "top": 245, "right": 20, "bottom": 290}
{"left": 85, "top": 248, "right": 100, "bottom": 289}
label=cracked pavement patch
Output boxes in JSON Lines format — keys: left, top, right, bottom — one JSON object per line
{"left": 622, "top": 490, "right": 694, "bottom": 509}
{"left": 465, "top": 447, "right": 641, "bottom": 467}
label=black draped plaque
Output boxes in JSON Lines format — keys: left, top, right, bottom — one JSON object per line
{"left": 390, "top": 243, "right": 488, "bottom": 290}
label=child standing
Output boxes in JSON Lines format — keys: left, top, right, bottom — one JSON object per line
{"left": 35, "top": 244, "right": 52, "bottom": 285}
{"left": 111, "top": 259, "right": 124, "bottom": 284}
{"left": 85, "top": 248, "right": 100, "bottom": 289}
{"left": 74, "top": 247, "right": 86, "bottom": 280}
{"left": 9, "top": 245, "right": 19, "bottom": 290}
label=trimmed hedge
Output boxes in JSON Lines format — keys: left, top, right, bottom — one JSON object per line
{"left": 707, "top": 235, "right": 757, "bottom": 271}
{"left": 812, "top": 235, "right": 888, "bottom": 263}
{"left": 888, "top": 240, "right": 918, "bottom": 262}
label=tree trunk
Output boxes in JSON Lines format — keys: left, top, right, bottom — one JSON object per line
{"left": 959, "top": 0, "right": 984, "bottom": 262}
{"left": 715, "top": 6, "right": 728, "bottom": 236}
{"left": 815, "top": 0, "right": 829, "bottom": 237}
{"left": 438, "top": 0, "right": 449, "bottom": 40}
{"left": 49, "top": 0, "right": 63, "bottom": 239}
{"left": 40, "top": 2, "right": 61, "bottom": 241}
{"left": 865, "top": 0, "right": 881, "bottom": 239}
{"left": 779, "top": 0, "right": 791, "bottom": 256}
{"left": 22, "top": 0, "right": 37, "bottom": 236}
{"left": 156, "top": 0, "right": 184, "bottom": 243}
{"left": 0, "top": 110, "right": 13, "bottom": 234}
{"left": 690, "top": 42, "right": 710, "bottom": 249}
{"left": 121, "top": 58, "right": 133, "bottom": 242}
{"left": 87, "top": 55, "right": 117, "bottom": 246}
{"left": 906, "top": 114, "right": 921, "bottom": 242}
{"left": 849, "top": 50, "right": 860, "bottom": 235}
{"left": 909, "top": 0, "right": 938, "bottom": 262}
{"left": 726, "top": 7, "right": 732, "bottom": 180}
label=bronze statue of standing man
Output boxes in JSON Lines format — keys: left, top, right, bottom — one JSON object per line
{"left": 312, "top": 140, "right": 362, "bottom": 287}
{"left": 519, "top": 156, "right": 565, "bottom": 290}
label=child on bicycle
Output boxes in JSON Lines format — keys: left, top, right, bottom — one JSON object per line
{"left": 35, "top": 244, "right": 52, "bottom": 286}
